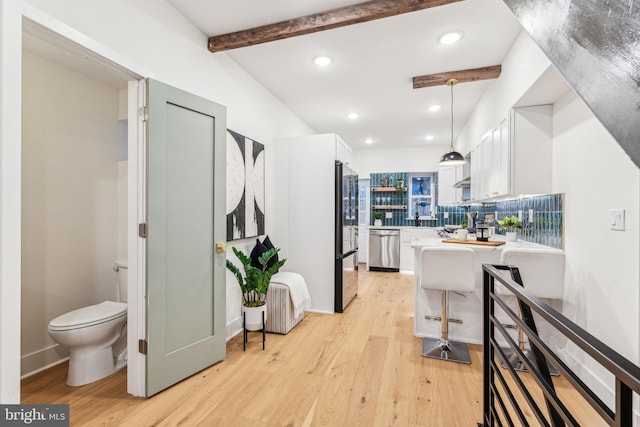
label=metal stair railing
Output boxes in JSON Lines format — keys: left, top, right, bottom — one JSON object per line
{"left": 480, "top": 264, "right": 640, "bottom": 427}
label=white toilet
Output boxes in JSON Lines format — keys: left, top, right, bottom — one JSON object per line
{"left": 48, "top": 260, "right": 128, "bottom": 386}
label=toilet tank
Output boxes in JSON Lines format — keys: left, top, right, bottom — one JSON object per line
{"left": 115, "top": 260, "right": 128, "bottom": 303}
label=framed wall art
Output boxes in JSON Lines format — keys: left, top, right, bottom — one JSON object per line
{"left": 226, "top": 129, "right": 265, "bottom": 241}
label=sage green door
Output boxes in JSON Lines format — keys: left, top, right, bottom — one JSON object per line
{"left": 145, "top": 79, "right": 226, "bottom": 397}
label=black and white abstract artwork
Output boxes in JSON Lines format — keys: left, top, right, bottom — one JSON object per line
{"left": 226, "top": 129, "right": 265, "bottom": 241}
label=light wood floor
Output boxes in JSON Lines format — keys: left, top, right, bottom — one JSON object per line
{"left": 21, "top": 270, "right": 601, "bottom": 426}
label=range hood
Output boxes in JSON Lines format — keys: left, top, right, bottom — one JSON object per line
{"left": 454, "top": 176, "right": 470, "bottom": 188}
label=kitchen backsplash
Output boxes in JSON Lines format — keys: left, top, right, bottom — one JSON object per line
{"left": 368, "top": 172, "right": 564, "bottom": 249}
{"left": 369, "top": 172, "right": 412, "bottom": 227}
{"left": 437, "top": 193, "right": 564, "bottom": 249}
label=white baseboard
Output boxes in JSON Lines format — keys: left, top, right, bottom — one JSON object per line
{"left": 21, "top": 344, "right": 69, "bottom": 379}
{"left": 305, "top": 309, "right": 334, "bottom": 315}
{"left": 226, "top": 316, "right": 243, "bottom": 342}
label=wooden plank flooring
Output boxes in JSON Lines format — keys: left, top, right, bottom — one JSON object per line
{"left": 21, "top": 270, "right": 600, "bottom": 426}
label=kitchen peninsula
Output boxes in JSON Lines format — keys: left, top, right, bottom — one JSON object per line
{"left": 411, "top": 237, "right": 563, "bottom": 345}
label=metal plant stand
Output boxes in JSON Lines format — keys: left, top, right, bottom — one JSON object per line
{"left": 243, "top": 310, "right": 265, "bottom": 351}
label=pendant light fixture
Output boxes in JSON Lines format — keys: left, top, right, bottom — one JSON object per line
{"left": 439, "top": 78, "right": 466, "bottom": 165}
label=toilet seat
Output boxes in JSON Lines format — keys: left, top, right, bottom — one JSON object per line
{"left": 49, "top": 301, "right": 127, "bottom": 331}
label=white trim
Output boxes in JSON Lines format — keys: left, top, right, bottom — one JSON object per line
{"left": 20, "top": 345, "right": 68, "bottom": 379}
{"left": 0, "top": 0, "right": 24, "bottom": 403}
{"left": 126, "top": 79, "right": 146, "bottom": 397}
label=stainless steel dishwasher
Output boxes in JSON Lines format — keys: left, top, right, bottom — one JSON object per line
{"left": 368, "top": 229, "right": 400, "bottom": 272}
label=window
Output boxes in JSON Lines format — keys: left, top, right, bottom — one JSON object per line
{"left": 408, "top": 173, "right": 435, "bottom": 218}
{"left": 358, "top": 179, "right": 369, "bottom": 225}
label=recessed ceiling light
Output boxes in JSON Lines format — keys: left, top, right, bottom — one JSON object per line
{"left": 365, "top": 138, "right": 373, "bottom": 144}
{"left": 439, "top": 31, "right": 463, "bottom": 45}
{"left": 313, "top": 56, "right": 333, "bottom": 67}
{"left": 347, "top": 112, "right": 359, "bottom": 120}
{"left": 428, "top": 105, "right": 441, "bottom": 112}
{"left": 425, "top": 135, "right": 434, "bottom": 141}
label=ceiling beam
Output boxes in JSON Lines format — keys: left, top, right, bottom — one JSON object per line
{"left": 412, "top": 65, "right": 502, "bottom": 89}
{"left": 208, "top": 0, "right": 462, "bottom": 52}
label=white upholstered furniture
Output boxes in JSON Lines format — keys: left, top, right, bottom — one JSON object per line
{"left": 497, "top": 247, "right": 566, "bottom": 373}
{"left": 265, "top": 272, "right": 311, "bottom": 334}
{"left": 418, "top": 246, "right": 475, "bottom": 364}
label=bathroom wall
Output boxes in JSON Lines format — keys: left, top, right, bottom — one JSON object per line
{"left": 21, "top": 50, "right": 126, "bottom": 376}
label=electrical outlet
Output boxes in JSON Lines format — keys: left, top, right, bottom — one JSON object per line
{"left": 610, "top": 209, "right": 625, "bottom": 231}
{"left": 518, "top": 210, "right": 523, "bottom": 222}
{"left": 444, "top": 212, "right": 449, "bottom": 219}
{"left": 528, "top": 209, "right": 534, "bottom": 223}
{"left": 385, "top": 212, "right": 393, "bottom": 219}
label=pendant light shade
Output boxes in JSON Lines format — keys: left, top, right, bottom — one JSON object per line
{"left": 439, "top": 78, "right": 466, "bottom": 166}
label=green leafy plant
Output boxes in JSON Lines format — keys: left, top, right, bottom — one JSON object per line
{"left": 226, "top": 247, "right": 286, "bottom": 307}
{"left": 395, "top": 179, "right": 404, "bottom": 193}
{"left": 373, "top": 211, "right": 384, "bottom": 220}
{"left": 460, "top": 219, "right": 468, "bottom": 229}
{"left": 497, "top": 215, "right": 522, "bottom": 232}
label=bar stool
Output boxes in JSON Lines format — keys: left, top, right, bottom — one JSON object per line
{"left": 419, "top": 246, "right": 475, "bottom": 364}
{"left": 498, "top": 247, "right": 565, "bottom": 374}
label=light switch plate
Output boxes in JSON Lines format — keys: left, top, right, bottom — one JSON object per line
{"left": 385, "top": 212, "right": 393, "bottom": 219}
{"left": 610, "top": 209, "right": 625, "bottom": 231}
{"left": 443, "top": 212, "right": 449, "bottom": 219}
{"left": 528, "top": 209, "right": 534, "bottom": 223}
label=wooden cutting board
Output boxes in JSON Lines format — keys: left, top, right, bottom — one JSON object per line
{"left": 442, "top": 239, "right": 505, "bottom": 246}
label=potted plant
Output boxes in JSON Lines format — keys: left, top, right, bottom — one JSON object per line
{"left": 497, "top": 215, "right": 522, "bottom": 242}
{"left": 226, "top": 246, "right": 286, "bottom": 331}
{"left": 373, "top": 211, "right": 384, "bottom": 226}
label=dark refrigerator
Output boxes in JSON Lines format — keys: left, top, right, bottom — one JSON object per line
{"left": 335, "top": 161, "right": 359, "bottom": 313}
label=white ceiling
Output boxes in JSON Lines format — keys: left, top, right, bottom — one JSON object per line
{"left": 167, "top": 0, "right": 524, "bottom": 151}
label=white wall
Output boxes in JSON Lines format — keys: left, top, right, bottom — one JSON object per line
{"left": 456, "top": 30, "right": 552, "bottom": 155}
{"left": 21, "top": 51, "right": 126, "bottom": 376}
{"left": 0, "top": 0, "right": 315, "bottom": 400}
{"left": 354, "top": 145, "right": 448, "bottom": 177}
{"left": 552, "top": 90, "right": 640, "bottom": 392}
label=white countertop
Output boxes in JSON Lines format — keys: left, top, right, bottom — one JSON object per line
{"left": 410, "top": 237, "right": 555, "bottom": 251}
{"left": 367, "top": 226, "right": 438, "bottom": 231}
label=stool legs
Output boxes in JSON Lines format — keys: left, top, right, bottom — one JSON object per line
{"left": 421, "top": 290, "right": 471, "bottom": 364}
{"left": 499, "top": 322, "right": 559, "bottom": 376}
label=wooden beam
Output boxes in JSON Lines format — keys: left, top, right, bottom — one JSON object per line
{"left": 208, "top": 0, "right": 462, "bottom": 52}
{"left": 412, "top": 65, "right": 502, "bottom": 89}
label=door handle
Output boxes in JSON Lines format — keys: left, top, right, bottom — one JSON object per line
{"left": 215, "top": 242, "right": 227, "bottom": 253}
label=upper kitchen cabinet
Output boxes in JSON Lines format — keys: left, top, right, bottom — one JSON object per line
{"left": 336, "top": 137, "right": 353, "bottom": 166}
{"left": 470, "top": 105, "right": 552, "bottom": 201}
{"left": 438, "top": 165, "right": 460, "bottom": 206}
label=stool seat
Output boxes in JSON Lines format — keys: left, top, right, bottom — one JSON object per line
{"left": 420, "top": 247, "right": 475, "bottom": 293}
{"left": 497, "top": 248, "right": 565, "bottom": 299}
{"left": 497, "top": 248, "right": 565, "bottom": 374}
{"left": 419, "top": 247, "right": 475, "bottom": 364}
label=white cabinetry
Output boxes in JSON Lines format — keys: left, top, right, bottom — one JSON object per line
{"left": 399, "top": 228, "right": 439, "bottom": 272}
{"left": 336, "top": 137, "right": 353, "bottom": 166}
{"left": 438, "top": 165, "right": 463, "bottom": 206}
{"left": 470, "top": 105, "right": 552, "bottom": 201}
{"left": 470, "top": 141, "right": 483, "bottom": 201}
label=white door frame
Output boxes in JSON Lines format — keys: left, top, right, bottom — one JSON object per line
{"left": 0, "top": 1, "right": 151, "bottom": 399}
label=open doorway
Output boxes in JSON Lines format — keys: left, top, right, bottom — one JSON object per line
{"left": 19, "top": 18, "right": 145, "bottom": 397}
